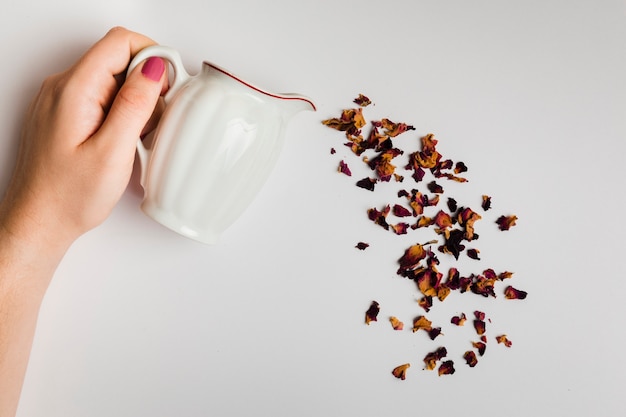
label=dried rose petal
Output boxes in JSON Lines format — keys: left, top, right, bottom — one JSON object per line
{"left": 481, "top": 195, "right": 492, "bottom": 211}
{"left": 472, "top": 341, "right": 487, "bottom": 356}
{"left": 353, "top": 94, "right": 372, "bottom": 107}
{"left": 496, "top": 215, "right": 518, "bottom": 231}
{"left": 380, "top": 118, "right": 415, "bottom": 137}
{"left": 322, "top": 108, "right": 366, "bottom": 135}
{"left": 366, "top": 148, "right": 404, "bottom": 182}
{"left": 447, "top": 197, "right": 458, "bottom": 213}
{"left": 433, "top": 210, "right": 453, "bottom": 230}
{"left": 454, "top": 161, "right": 468, "bottom": 174}
{"left": 427, "top": 181, "right": 444, "bottom": 194}
{"left": 417, "top": 296, "right": 433, "bottom": 312}
{"left": 392, "top": 204, "right": 412, "bottom": 218}
{"left": 473, "top": 319, "right": 486, "bottom": 335}
{"left": 470, "top": 274, "right": 496, "bottom": 298}
{"left": 438, "top": 229, "right": 466, "bottom": 260}
{"left": 391, "top": 223, "right": 409, "bottom": 235}
{"left": 423, "top": 347, "right": 447, "bottom": 370}
{"left": 504, "top": 285, "right": 528, "bottom": 300}
{"left": 474, "top": 311, "right": 486, "bottom": 321}
{"left": 451, "top": 313, "right": 467, "bottom": 326}
{"left": 389, "top": 316, "right": 404, "bottom": 331}
{"left": 397, "top": 243, "right": 430, "bottom": 274}
{"left": 338, "top": 160, "right": 352, "bottom": 176}
{"left": 428, "top": 327, "right": 443, "bottom": 340}
{"left": 392, "top": 363, "right": 410, "bottom": 380}
{"left": 463, "top": 351, "right": 478, "bottom": 367}
{"left": 467, "top": 248, "right": 480, "bottom": 260}
{"left": 367, "top": 205, "right": 391, "bottom": 230}
{"left": 496, "top": 334, "right": 513, "bottom": 347}
{"left": 356, "top": 177, "right": 377, "bottom": 191}
{"left": 457, "top": 207, "right": 482, "bottom": 240}
{"left": 355, "top": 242, "right": 369, "bottom": 250}
{"left": 498, "top": 271, "right": 514, "bottom": 280}
{"left": 438, "top": 360, "right": 455, "bottom": 376}
{"left": 365, "top": 301, "right": 380, "bottom": 325}
{"left": 330, "top": 147, "right": 336, "bottom": 154}
{"left": 412, "top": 315, "right": 433, "bottom": 333}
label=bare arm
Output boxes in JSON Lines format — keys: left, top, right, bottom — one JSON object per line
{"left": 0, "top": 27, "right": 166, "bottom": 417}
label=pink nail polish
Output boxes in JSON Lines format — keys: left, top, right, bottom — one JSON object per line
{"left": 141, "top": 57, "right": 165, "bottom": 81}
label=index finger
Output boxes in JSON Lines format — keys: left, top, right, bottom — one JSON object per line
{"left": 74, "top": 26, "right": 158, "bottom": 80}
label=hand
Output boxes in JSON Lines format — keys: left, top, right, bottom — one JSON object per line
{"left": 0, "top": 26, "right": 167, "bottom": 251}
{"left": 0, "top": 27, "right": 167, "bottom": 417}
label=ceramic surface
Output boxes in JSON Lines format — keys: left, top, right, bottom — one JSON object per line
{"left": 128, "top": 46, "right": 315, "bottom": 244}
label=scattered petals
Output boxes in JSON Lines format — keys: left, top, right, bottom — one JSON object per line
{"left": 438, "top": 360, "right": 455, "bottom": 376}
{"left": 472, "top": 341, "right": 487, "bottom": 356}
{"left": 356, "top": 177, "right": 377, "bottom": 191}
{"left": 504, "top": 285, "right": 528, "bottom": 300}
{"left": 355, "top": 242, "right": 369, "bottom": 250}
{"left": 353, "top": 94, "right": 372, "bottom": 107}
{"left": 423, "top": 347, "right": 447, "bottom": 371}
{"left": 412, "top": 315, "right": 433, "bottom": 333}
{"left": 481, "top": 195, "right": 492, "bottom": 211}
{"left": 496, "top": 215, "right": 518, "bottom": 231}
{"left": 496, "top": 334, "right": 513, "bottom": 347}
{"left": 451, "top": 313, "right": 467, "bottom": 326}
{"left": 389, "top": 316, "right": 404, "bottom": 331}
{"left": 338, "top": 160, "right": 352, "bottom": 176}
{"left": 392, "top": 363, "right": 410, "bottom": 380}
{"left": 464, "top": 351, "right": 478, "bottom": 367}
{"left": 365, "top": 301, "right": 380, "bottom": 325}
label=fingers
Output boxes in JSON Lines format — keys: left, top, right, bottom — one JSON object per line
{"left": 77, "top": 27, "right": 157, "bottom": 80}
{"left": 93, "top": 56, "right": 166, "bottom": 152}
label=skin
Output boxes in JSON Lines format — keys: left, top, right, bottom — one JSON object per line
{"left": 0, "top": 27, "right": 167, "bottom": 417}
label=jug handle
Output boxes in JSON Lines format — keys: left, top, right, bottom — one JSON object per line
{"left": 127, "top": 46, "right": 191, "bottom": 187}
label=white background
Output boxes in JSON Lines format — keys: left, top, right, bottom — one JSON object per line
{"left": 1, "top": 1, "right": 624, "bottom": 416}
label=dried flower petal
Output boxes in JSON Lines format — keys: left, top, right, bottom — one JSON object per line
{"left": 472, "top": 341, "right": 487, "bottom": 356}
{"left": 392, "top": 363, "right": 410, "bottom": 380}
{"left": 330, "top": 147, "right": 336, "bottom": 154}
{"left": 353, "top": 94, "right": 371, "bottom": 107}
{"left": 496, "top": 215, "right": 518, "bottom": 231}
{"left": 356, "top": 177, "right": 377, "bottom": 191}
{"left": 392, "top": 204, "right": 413, "bottom": 218}
{"left": 367, "top": 205, "right": 391, "bottom": 230}
{"left": 365, "top": 301, "right": 380, "bottom": 325}
{"left": 451, "top": 313, "right": 467, "bottom": 326}
{"left": 504, "top": 285, "right": 528, "bottom": 300}
{"left": 438, "top": 229, "right": 466, "bottom": 260}
{"left": 454, "top": 161, "right": 468, "bottom": 174}
{"left": 438, "top": 360, "right": 455, "bottom": 376}
{"left": 457, "top": 208, "right": 482, "bottom": 240}
{"left": 338, "top": 160, "right": 352, "bottom": 176}
{"left": 412, "top": 315, "right": 433, "bottom": 333}
{"left": 496, "top": 334, "right": 513, "bottom": 347}
{"left": 322, "top": 108, "right": 366, "bottom": 135}
{"left": 391, "top": 223, "right": 409, "bottom": 235}
{"left": 433, "top": 210, "right": 453, "bottom": 230}
{"left": 355, "top": 242, "right": 369, "bottom": 250}
{"left": 389, "top": 316, "right": 404, "bottom": 331}
{"left": 428, "top": 327, "right": 443, "bottom": 340}
{"left": 366, "top": 148, "right": 404, "bottom": 182}
{"left": 481, "top": 195, "right": 492, "bottom": 211}
{"left": 463, "top": 351, "right": 478, "bottom": 367}
{"left": 417, "top": 296, "right": 433, "bottom": 312}
{"left": 447, "top": 198, "right": 458, "bottom": 213}
{"left": 427, "top": 181, "right": 444, "bottom": 194}
{"left": 467, "top": 248, "right": 480, "bottom": 260}
{"left": 423, "top": 347, "right": 447, "bottom": 370}
{"left": 473, "top": 319, "right": 486, "bottom": 335}
{"left": 380, "top": 118, "right": 415, "bottom": 137}
{"left": 397, "top": 243, "right": 431, "bottom": 274}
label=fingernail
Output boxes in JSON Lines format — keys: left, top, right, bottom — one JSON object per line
{"left": 141, "top": 57, "right": 165, "bottom": 82}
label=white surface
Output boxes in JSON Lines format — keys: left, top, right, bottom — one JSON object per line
{"left": 1, "top": 1, "right": 624, "bottom": 416}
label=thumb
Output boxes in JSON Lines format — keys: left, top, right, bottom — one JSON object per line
{"left": 95, "top": 57, "right": 166, "bottom": 148}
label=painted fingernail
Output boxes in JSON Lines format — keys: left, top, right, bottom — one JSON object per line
{"left": 141, "top": 57, "right": 165, "bottom": 82}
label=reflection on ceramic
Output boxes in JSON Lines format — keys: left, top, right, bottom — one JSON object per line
{"left": 127, "top": 46, "right": 315, "bottom": 244}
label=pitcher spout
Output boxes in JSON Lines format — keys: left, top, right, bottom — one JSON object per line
{"left": 276, "top": 93, "right": 316, "bottom": 120}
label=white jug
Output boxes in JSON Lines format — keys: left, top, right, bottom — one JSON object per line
{"left": 127, "top": 46, "right": 315, "bottom": 244}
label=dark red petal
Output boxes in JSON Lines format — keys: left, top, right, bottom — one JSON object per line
{"left": 365, "top": 301, "right": 380, "bottom": 325}
{"left": 504, "top": 285, "right": 528, "bottom": 300}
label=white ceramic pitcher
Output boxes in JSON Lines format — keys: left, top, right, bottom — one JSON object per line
{"left": 127, "top": 46, "right": 315, "bottom": 244}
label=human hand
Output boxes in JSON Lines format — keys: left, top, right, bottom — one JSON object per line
{"left": 0, "top": 26, "right": 167, "bottom": 251}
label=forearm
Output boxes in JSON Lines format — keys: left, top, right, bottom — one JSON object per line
{"left": 0, "top": 206, "right": 71, "bottom": 417}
